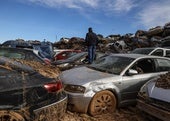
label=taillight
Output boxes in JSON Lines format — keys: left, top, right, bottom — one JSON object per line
{"left": 44, "top": 81, "right": 62, "bottom": 93}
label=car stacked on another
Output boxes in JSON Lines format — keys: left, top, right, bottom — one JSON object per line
{"left": 53, "top": 49, "right": 82, "bottom": 61}
{"left": 52, "top": 52, "right": 105, "bottom": 71}
{"left": 137, "top": 72, "right": 170, "bottom": 121}
{"left": 59, "top": 53, "right": 170, "bottom": 116}
{"left": 0, "top": 56, "right": 67, "bottom": 121}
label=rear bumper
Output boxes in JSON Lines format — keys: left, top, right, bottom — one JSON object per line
{"left": 33, "top": 95, "right": 67, "bottom": 121}
{"left": 137, "top": 99, "right": 170, "bottom": 121}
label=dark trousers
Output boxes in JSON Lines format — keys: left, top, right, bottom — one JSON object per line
{"left": 88, "top": 45, "right": 96, "bottom": 63}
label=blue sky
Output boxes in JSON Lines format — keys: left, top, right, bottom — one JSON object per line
{"left": 0, "top": 0, "right": 170, "bottom": 43}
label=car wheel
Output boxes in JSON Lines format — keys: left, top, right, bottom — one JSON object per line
{"left": 88, "top": 90, "right": 116, "bottom": 116}
{"left": 0, "top": 111, "right": 25, "bottom": 121}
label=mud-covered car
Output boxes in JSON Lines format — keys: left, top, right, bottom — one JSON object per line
{"left": 0, "top": 47, "right": 51, "bottom": 64}
{"left": 137, "top": 72, "right": 170, "bottom": 121}
{"left": 0, "top": 57, "right": 67, "bottom": 121}
{"left": 59, "top": 54, "right": 170, "bottom": 116}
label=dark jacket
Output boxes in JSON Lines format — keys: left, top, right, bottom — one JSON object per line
{"left": 85, "top": 32, "right": 98, "bottom": 46}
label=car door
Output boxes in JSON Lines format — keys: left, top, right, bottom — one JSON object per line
{"left": 120, "top": 58, "right": 168, "bottom": 103}
{"left": 0, "top": 66, "right": 24, "bottom": 105}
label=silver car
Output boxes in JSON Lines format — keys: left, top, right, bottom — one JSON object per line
{"left": 137, "top": 72, "right": 170, "bottom": 121}
{"left": 59, "top": 54, "right": 170, "bottom": 116}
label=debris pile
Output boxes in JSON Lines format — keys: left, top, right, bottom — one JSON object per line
{"left": 156, "top": 72, "right": 170, "bottom": 89}
{"left": 53, "top": 22, "right": 170, "bottom": 53}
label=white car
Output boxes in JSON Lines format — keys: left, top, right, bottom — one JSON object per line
{"left": 59, "top": 53, "right": 170, "bottom": 116}
{"left": 131, "top": 47, "right": 170, "bottom": 57}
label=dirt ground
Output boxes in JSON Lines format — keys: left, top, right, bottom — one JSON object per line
{"left": 62, "top": 106, "right": 147, "bottom": 121}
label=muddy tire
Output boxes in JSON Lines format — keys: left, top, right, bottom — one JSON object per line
{"left": 88, "top": 90, "right": 116, "bottom": 116}
{"left": 0, "top": 111, "right": 25, "bottom": 121}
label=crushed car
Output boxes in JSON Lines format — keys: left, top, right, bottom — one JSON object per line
{"left": 59, "top": 53, "right": 170, "bottom": 116}
{"left": 53, "top": 49, "right": 81, "bottom": 61}
{"left": 52, "top": 52, "right": 105, "bottom": 71}
{"left": 0, "top": 57, "right": 67, "bottom": 121}
{"left": 137, "top": 72, "right": 170, "bottom": 121}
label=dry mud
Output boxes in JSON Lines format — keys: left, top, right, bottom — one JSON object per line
{"left": 62, "top": 107, "right": 147, "bottom": 121}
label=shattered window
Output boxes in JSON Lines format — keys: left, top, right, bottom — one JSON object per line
{"left": 89, "top": 55, "right": 134, "bottom": 74}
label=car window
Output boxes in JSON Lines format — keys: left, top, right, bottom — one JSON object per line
{"left": 151, "top": 49, "right": 163, "bottom": 56}
{"left": 165, "top": 50, "right": 170, "bottom": 57}
{"left": 155, "top": 58, "right": 170, "bottom": 71}
{"left": 0, "top": 50, "right": 25, "bottom": 59}
{"left": 130, "top": 59, "right": 155, "bottom": 74}
{"left": 131, "top": 48, "right": 154, "bottom": 54}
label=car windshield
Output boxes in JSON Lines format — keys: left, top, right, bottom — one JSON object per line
{"left": 131, "top": 48, "right": 154, "bottom": 54}
{"left": 88, "top": 55, "right": 135, "bottom": 75}
{"left": 67, "top": 52, "right": 86, "bottom": 61}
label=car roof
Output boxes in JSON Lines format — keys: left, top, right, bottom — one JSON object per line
{"left": 133, "top": 47, "right": 170, "bottom": 50}
{"left": 0, "top": 47, "right": 34, "bottom": 51}
{"left": 0, "top": 56, "right": 35, "bottom": 73}
{"left": 109, "top": 53, "right": 170, "bottom": 59}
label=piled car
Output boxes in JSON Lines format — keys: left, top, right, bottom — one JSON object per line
{"left": 0, "top": 57, "right": 67, "bottom": 121}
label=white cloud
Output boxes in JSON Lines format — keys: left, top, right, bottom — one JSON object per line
{"left": 137, "top": 1, "right": 170, "bottom": 29}
{"left": 25, "top": 0, "right": 136, "bottom": 13}
{"left": 113, "top": 0, "right": 137, "bottom": 12}
{"left": 26, "top": 0, "right": 99, "bottom": 9}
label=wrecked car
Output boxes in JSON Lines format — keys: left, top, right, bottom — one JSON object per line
{"left": 52, "top": 52, "right": 104, "bottom": 71}
{"left": 59, "top": 53, "right": 170, "bottom": 116}
{"left": 137, "top": 72, "right": 170, "bottom": 121}
{"left": 0, "top": 47, "right": 51, "bottom": 64}
{"left": 54, "top": 49, "right": 82, "bottom": 61}
{"left": 0, "top": 57, "right": 67, "bottom": 121}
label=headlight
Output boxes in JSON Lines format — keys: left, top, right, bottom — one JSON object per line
{"left": 64, "top": 84, "right": 85, "bottom": 93}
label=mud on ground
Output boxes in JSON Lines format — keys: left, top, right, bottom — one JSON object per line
{"left": 62, "top": 106, "right": 147, "bottom": 121}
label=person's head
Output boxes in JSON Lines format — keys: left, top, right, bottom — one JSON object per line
{"left": 88, "top": 27, "right": 93, "bottom": 32}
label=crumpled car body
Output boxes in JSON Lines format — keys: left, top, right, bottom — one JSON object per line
{"left": 52, "top": 52, "right": 105, "bottom": 71}
{"left": 137, "top": 73, "right": 170, "bottom": 121}
{"left": 59, "top": 53, "right": 170, "bottom": 115}
{"left": 0, "top": 57, "right": 67, "bottom": 121}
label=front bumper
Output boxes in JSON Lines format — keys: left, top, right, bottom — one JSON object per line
{"left": 66, "top": 92, "right": 91, "bottom": 113}
{"left": 33, "top": 94, "right": 67, "bottom": 121}
{"left": 137, "top": 99, "right": 170, "bottom": 121}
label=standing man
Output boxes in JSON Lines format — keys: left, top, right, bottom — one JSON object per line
{"left": 85, "top": 27, "right": 98, "bottom": 64}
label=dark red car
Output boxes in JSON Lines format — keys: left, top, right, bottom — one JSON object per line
{"left": 54, "top": 49, "right": 81, "bottom": 61}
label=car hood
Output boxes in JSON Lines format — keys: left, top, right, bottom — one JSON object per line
{"left": 147, "top": 81, "right": 170, "bottom": 103}
{"left": 60, "top": 66, "right": 120, "bottom": 85}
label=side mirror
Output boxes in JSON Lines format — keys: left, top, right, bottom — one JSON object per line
{"left": 128, "top": 69, "right": 138, "bottom": 75}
